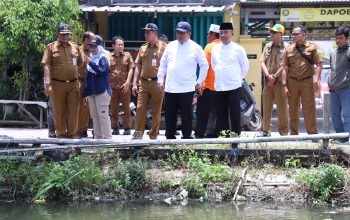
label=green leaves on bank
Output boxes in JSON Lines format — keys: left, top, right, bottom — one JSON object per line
{"left": 295, "top": 163, "right": 345, "bottom": 202}
{"left": 0, "top": 156, "right": 149, "bottom": 201}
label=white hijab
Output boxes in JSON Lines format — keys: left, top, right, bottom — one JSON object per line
{"left": 87, "top": 45, "right": 105, "bottom": 74}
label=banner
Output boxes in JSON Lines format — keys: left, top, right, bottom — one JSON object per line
{"left": 281, "top": 8, "right": 350, "bottom": 22}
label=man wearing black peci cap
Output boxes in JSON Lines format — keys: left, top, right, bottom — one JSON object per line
{"left": 211, "top": 22, "right": 249, "bottom": 151}
{"left": 41, "top": 23, "right": 84, "bottom": 138}
{"left": 131, "top": 23, "right": 167, "bottom": 140}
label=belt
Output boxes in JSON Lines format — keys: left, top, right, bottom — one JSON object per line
{"left": 141, "top": 76, "right": 157, "bottom": 81}
{"left": 288, "top": 75, "right": 312, "bottom": 81}
{"left": 52, "top": 78, "right": 78, "bottom": 83}
{"left": 78, "top": 76, "right": 85, "bottom": 82}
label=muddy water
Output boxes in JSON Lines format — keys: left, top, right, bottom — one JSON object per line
{"left": 1, "top": 201, "right": 349, "bottom": 220}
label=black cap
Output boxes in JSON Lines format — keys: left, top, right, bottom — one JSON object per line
{"left": 89, "top": 36, "right": 103, "bottom": 46}
{"left": 57, "top": 23, "right": 72, "bottom": 34}
{"left": 176, "top": 21, "right": 191, "bottom": 32}
{"left": 220, "top": 22, "right": 233, "bottom": 30}
{"left": 142, "top": 23, "right": 158, "bottom": 31}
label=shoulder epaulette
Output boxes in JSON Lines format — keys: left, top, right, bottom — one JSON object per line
{"left": 46, "top": 42, "right": 55, "bottom": 47}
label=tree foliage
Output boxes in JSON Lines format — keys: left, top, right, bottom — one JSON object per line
{"left": 0, "top": 0, "right": 82, "bottom": 100}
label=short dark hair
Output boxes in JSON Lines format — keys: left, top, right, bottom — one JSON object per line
{"left": 293, "top": 25, "right": 307, "bottom": 34}
{"left": 208, "top": 31, "right": 220, "bottom": 39}
{"left": 335, "top": 27, "right": 349, "bottom": 38}
{"left": 159, "top": 34, "right": 168, "bottom": 42}
{"left": 112, "top": 36, "right": 124, "bottom": 44}
{"left": 83, "top": 31, "right": 93, "bottom": 41}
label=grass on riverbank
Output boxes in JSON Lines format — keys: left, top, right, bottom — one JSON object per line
{"left": 0, "top": 150, "right": 349, "bottom": 205}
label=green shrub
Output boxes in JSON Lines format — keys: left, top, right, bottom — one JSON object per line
{"left": 284, "top": 157, "right": 301, "bottom": 169}
{"left": 33, "top": 156, "right": 104, "bottom": 200}
{"left": 0, "top": 160, "right": 34, "bottom": 189}
{"left": 157, "top": 178, "right": 173, "bottom": 191}
{"left": 114, "top": 158, "right": 148, "bottom": 191}
{"left": 187, "top": 152, "right": 231, "bottom": 183}
{"left": 295, "top": 163, "right": 345, "bottom": 201}
{"left": 182, "top": 174, "right": 207, "bottom": 198}
{"left": 165, "top": 149, "right": 192, "bottom": 169}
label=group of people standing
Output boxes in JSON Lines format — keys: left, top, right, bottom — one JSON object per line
{"left": 261, "top": 24, "right": 350, "bottom": 144}
{"left": 42, "top": 21, "right": 350, "bottom": 144}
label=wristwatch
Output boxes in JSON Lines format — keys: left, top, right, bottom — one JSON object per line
{"left": 281, "top": 83, "right": 287, "bottom": 88}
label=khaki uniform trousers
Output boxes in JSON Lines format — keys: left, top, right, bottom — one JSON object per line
{"left": 77, "top": 79, "right": 90, "bottom": 135}
{"left": 287, "top": 77, "right": 317, "bottom": 135}
{"left": 87, "top": 91, "right": 112, "bottom": 139}
{"left": 111, "top": 87, "right": 131, "bottom": 129}
{"left": 134, "top": 80, "right": 164, "bottom": 139}
{"left": 51, "top": 80, "right": 80, "bottom": 138}
{"left": 262, "top": 82, "right": 289, "bottom": 135}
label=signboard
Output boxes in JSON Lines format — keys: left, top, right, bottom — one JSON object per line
{"left": 281, "top": 8, "right": 350, "bottom": 22}
{"left": 247, "top": 54, "right": 257, "bottom": 59}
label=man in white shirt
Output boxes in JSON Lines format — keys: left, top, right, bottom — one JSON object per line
{"left": 157, "top": 21, "right": 209, "bottom": 139}
{"left": 211, "top": 22, "right": 249, "bottom": 148}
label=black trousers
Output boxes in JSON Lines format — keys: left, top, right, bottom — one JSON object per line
{"left": 195, "top": 89, "right": 216, "bottom": 138}
{"left": 215, "top": 87, "right": 242, "bottom": 136}
{"left": 164, "top": 92, "right": 194, "bottom": 139}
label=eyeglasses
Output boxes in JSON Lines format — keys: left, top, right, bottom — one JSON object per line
{"left": 291, "top": 33, "right": 302, "bottom": 36}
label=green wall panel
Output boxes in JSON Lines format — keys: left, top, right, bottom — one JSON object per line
{"left": 108, "top": 12, "right": 224, "bottom": 47}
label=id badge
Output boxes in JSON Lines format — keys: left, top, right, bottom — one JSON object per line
{"left": 152, "top": 58, "right": 156, "bottom": 67}
{"left": 72, "top": 57, "right": 77, "bottom": 65}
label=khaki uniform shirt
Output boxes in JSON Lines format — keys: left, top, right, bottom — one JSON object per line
{"left": 261, "top": 42, "right": 288, "bottom": 75}
{"left": 135, "top": 40, "right": 167, "bottom": 78}
{"left": 41, "top": 41, "right": 83, "bottom": 81}
{"left": 78, "top": 45, "right": 90, "bottom": 79}
{"left": 109, "top": 51, "right": 135, "bottom": 89}
{"left": 281, "top": 41, "right": 323, "bottom": 79}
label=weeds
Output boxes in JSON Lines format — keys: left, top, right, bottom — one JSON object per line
{"left": 182, "top": 174, "right": 207, "bottom": 198}
{"left": 33, "top": 156, "right": 104, "bottom": 200}
{"left": 295, "top": 163, "right": 345, "bottom": 202}
{"left": 187, "top": 152, "right": 231, "bottom": 183}
{"left": 157, "top": 178, "right": 174, "bottom": 191}
{"left": 114, "top": 158, "right": 149, "bottom": 191}
{"left": 284, "top": 157, "right": 301, "bottom": 169}
{"left": 0, "top": 160, "right": 34, "bottom": 191}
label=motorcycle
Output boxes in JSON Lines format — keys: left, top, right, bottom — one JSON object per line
{"left": 120, "top": 79, "right": 262, "bottom": 133}
{"left": 240, "top": 79, "right": 262, "bottom": 131}
{"left": 204, "top": 79, "right": 262, "bottom": 137}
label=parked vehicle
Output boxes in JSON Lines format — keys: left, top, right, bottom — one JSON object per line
{"left": 240, "top": 79, "right": 262, "bottom": 131}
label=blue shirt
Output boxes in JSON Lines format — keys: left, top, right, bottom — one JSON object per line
{"left": 83, "top": 56, "right": 112, "bottom": 97}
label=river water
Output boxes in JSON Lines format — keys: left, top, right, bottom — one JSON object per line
{"left": 1, "top": 201, "right": 349, "bottom": 220}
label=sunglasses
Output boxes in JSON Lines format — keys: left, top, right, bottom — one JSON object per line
{"left": 291, "top": 33, "right": 302, "bottom": 36}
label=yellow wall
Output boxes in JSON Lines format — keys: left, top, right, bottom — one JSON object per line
{"left": 224, "top": 4, "right": 241, "bottom": 43}
{"left": 223, "top": 5, "right": 265, "bottom": 111}
{"left": 239, "top": 36, "right": 265, "bottom": 111}
{"left": 95, "top": 12, "right": 108, "bottom": 40}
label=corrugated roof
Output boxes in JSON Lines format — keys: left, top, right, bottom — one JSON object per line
{"left": 240, "top": 0, "right": 350, "bottom": 6}
{"left": 80, "top": 4, "right": 230, "bottom": 12}
{"left": 241, "top": 0, "right": 350, "bottom": 3}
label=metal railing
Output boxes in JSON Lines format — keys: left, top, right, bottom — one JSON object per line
{"left": 0, "top": 93, "right": 348, "bottom": 156}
